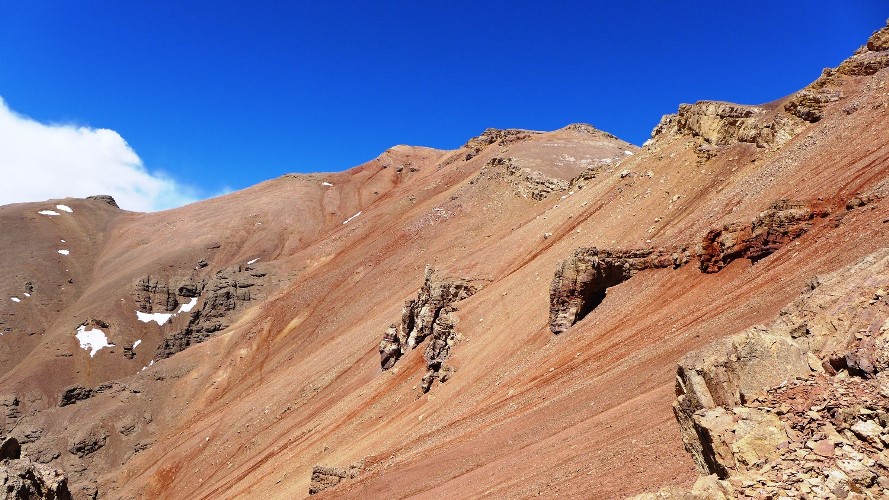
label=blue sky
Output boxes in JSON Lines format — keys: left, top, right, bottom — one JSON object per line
{"left": 0, "top": 2, "right": 885, "bottom": 210}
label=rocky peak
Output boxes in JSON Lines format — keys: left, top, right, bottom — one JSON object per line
{"left": 461, "top": 127, "right": 540, "bottom": 160}
{"left": 84, "top": 195, "right": 119, "bottom": 208}
{"left": 559, "top": 123, "right": 618, "bottom": 140}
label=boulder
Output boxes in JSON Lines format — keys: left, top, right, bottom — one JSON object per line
{"left": 0, "top": 457, "right": 72, "bottom": 500}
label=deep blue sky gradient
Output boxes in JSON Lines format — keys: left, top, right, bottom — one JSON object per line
{"left": 0, "top": 2, "right": 885, "bottom": 196}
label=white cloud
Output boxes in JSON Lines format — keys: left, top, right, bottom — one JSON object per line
{"left": 0, "top": 97, "right": 197, "bottom": 212}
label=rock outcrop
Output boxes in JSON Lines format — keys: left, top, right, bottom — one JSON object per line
{"left": 153, "top": 264, "right": 267, "bottom": 359}
{"left": 84, "top": 195, "right": 118, "bottom": 208}
{"left": 461, "top": 128, "right": 538, "bottom": 161}
{"left": 478, "top": 157, "right": 570, "bottom": 201}
{"left": 651, "top": 100, "right": 804, "bottom": 152}
{"left": 0, "top": 457, "right": 72, "bottom": 500}
{"left": 549, "top": 247, "right": 690, "bottom": 334}
{"left": 379, "top": 267, "right": 485, "bottom": 392}
{"left": 551, "top": 199, "right": 837, "bottom": 334}
{"left": 58, "top": 383, "right": 114, "bottom": 407}
{"left": 308, "top": 463, "right": 362, "bottom": 495}
{"left": 699, "top": 200, "right": 830, "bottom": 273}
{"left": 665, "top": 248, "right": 889, "bottom": 498}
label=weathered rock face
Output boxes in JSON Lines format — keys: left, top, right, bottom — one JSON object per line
{"left": 784, "top": 88, "right": 843, "bottom": 123}
{"left": 699, "top": 200, "right": 829, "bottom": 273}
{"left": 379, "top": 268, "right": 484, "bottom": 392}
{"left": 653, "top": 101, "right": 765, "bottom": 146}
{"left": 673, "top": 328, "right": 811, "bottom": 475}
{"left": 0, "top": 457, "right": 72, "bottom": 500}
{"left": 478, "top": 157, "right": 570, "bottom": 201}
{"left": 154, "top": 264, "right": 267, "bottom": 359}
{"left": 84, "top": 195, "right": 118, "bottom": 208}
{"left": 665, "top": 248, "right": 889, "bottom": 498}
{"left": 461, "top": 128, "right": 538, "bottom": 160}
{"left": 0, "top": 396, "right": 21, "bottom": 436}
{"left": 549, "top": 247, "right": 690, "bottom": 334}
{"left": 549, "top": 199, "right": 836, "bottom": 334}
{"left": 651, "top": 100, "right": 807, "bottom": 152}
{"left": 68, "top": 425, "right": 108, "bottom": 458}
{"left": 308, "top": 463, "right": 362, "bottom": 495}
{"left": 58, "top": 383, "right": 114, "bottom": 407}
{"left": 134, "top": 276, "right": 182, "bottom": 314}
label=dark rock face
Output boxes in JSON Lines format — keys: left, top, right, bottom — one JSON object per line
{"left": 0, "top": 437, "right": 20, "bottom": 460}
{"left": 308, "top": 464, "right": 361, "bottom": 495}
{"left": 58, "top": 383, "right": 115, "bottom": 407}
{"left": 134, "top": 276, "right": 183, "bottom": 314}
{"left": 132, "top": 264, "right": 268, "bottom": 360}
{"left": 699, "top": 200, "right": 829, "bottom": 273}
{"left": 84, "top": 195, "right": 118, "bottom": 208}
{"left": 549, "top": 247, "right": 690, "bottom": 334}
{"left": 0, "top": 457, "right": 72, "bottom": 500}
{"left": 68, "top": 426, "right": 108, "bottom": 458}
{"left": 379, "top": 267, "right": 484, "bottom": 392}
{"left": 154, "top": 264, "right": 266, "bottom": 359}
{"left": 0, "top": 396, "right": 21, "bottom": 435}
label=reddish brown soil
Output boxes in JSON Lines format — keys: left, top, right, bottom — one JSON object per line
{"left": 1, "top": 39, "right": 889, "bottom": 500}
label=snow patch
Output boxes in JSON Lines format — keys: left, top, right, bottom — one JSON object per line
{"left": 75, "top": 325, "right": 114, "bottom": 357}
{"left": 23, "top": 293, "right": 30, "bottom": 297}
{"left": 133, "top": 339, "right": 142, "bottom": 349}
{"left": 58, "top": 249, "right": 69, "bottom": 255}
{"left": 342, "top": 211, "right": 362, "bottom": 224}
{"left": 247, "top": 258, "right": 259, "bottom": 265}
{"left": 624, "top": 150, "right": 634, "bottom": 156}
{"left": 321, "top": 181, "right": 333, "bottom": 186}
{"left": 9, "top": 297, "right": 21, "bottom": 303}
{"left": 38, "top": 210, "right": 60, "bottom": 216}
{"left": 136, "top": 311, "right": 174, "bottom": 325}
{"left": 136, "top": 297, "right": 200, "bottom": 325}
{"left": 56, "top": 204, "right": 73, "bottom": 213}
{"left": 177, "top": 297, "right": 199, "bottom": 313}
{"left": 60, "top": 239, "right": 65, "bottom": 243}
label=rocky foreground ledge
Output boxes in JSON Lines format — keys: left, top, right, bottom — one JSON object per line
{"left": 634, "top": 248, "right": 889, "bottom": 499}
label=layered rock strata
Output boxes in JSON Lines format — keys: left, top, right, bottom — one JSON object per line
{"left": 551, "top": 200, "right": 831, "bottom": 333}
{"left": 664, "top": 248, "right": 889, "bottom": 498}
{"left": 549, "top": 247, "right": 690, "bottom": 334}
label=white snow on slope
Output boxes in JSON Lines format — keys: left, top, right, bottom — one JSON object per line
{"left": 9, "top": 297, "right": 20, "bottom": 303}
{"left": 58, "top": 249, "right": 69, "bottom": 255}
{"left": 38, "top": 210, "right": 59, "bottom": 216}
{"left": 624, "top": 150, "right": 634, "bottom": 156}
{"left": 342, "top": 211, "right": 362, "bottom": 224}
{"left": 136, "top": 297, "right": 200, "bottom": 325}
{"left": 136, "top": 311, "right": 174, "bottom": 325}
{"left": 321, "top": 181, "right": 333, "bottom": 186}
{"left": 23, "top": 293, "right": 30, "bottom": 297}
{"left": 177, "top": 297, "right": 199, "bottom": 313}
{"left": 133, "top": 339, "right": 142, "bottom": 349}
{"left": 75, "top": 325, "right": 114, "bottom": 357}
{"left": 247, "top": 258, "right": 259, "bottom": 265}
{"left": 56, "top": 204, "right": 73, "bottom": 212}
